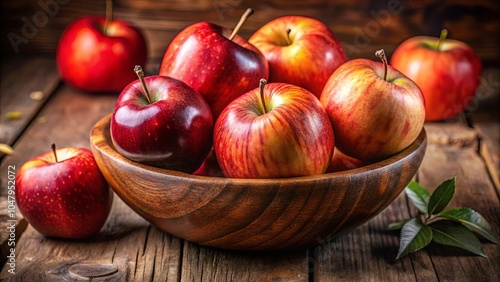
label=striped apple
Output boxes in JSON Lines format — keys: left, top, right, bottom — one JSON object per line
{"left": 214, "top": 79, "right": 334, "bottom": 179}
{"left": 320, "top": 49, "right": 425, "bottom": 162}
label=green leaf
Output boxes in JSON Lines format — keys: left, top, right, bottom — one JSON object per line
{"left": 405, "top": 180, "right": 431, "bottom": 215}
{"left": 396, "top": 218, "right": 433, "bottom": 259}
{"left": 428, "top": 177, "right": 456, "bottom": 215}
{"left": 430, "top": 220, "right": 487, "bottom": 257}
{"left": 438, "top": 208, "right": 500, "bottom": 245}
{"left": 388, "top": 220, "right": 408, "bottom": 230}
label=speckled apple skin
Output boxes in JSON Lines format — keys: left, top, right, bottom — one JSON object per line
{"left": 15, "top": 148, "right": 113, "bottom": 239}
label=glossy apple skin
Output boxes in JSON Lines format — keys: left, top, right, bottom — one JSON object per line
{"left": 15, "top": 148, "right": 112, "bottom": 239}
{"left": 214, "top": 82, "right": 335, "bottom": 178}
{"left": 193, "top": 149, "right": 224, "bottom": 177}
{"left": 110, "top": 75, "right": 213, "bottom": 173}
{"left": 390, "top": 36, "right": 482, "bottom": 121}
{"left": 326, "top": 149, "right": 367, "bottom": 173}
{"left": 159, "top": 22, "right": 269, "bottom": 119}
{"left": 57, "top": 16, "right": 147, "bottom": 93}
{"left": 249, "top": 16, "right": 347, "bottom": 98}
{"left": 320, "top": 59, "right": 425, "bottom": 162}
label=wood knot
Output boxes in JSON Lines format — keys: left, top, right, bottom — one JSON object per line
{"left": 68, "top": 263, "right": 118, "bottom": 280}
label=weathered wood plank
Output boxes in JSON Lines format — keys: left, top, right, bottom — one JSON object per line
{"left": 413, "top": 121, "right": 500, "bottom": 281}
{"left": 1, "top": 0, "right": 498, "bottom": 62}
{"left": 312, "top": 193, "right": 437, "bottom": 281}
{"left": 471, "top": 68, "right": 500, "bottom": 193}
{"left": 0, "top": 197, "right": 182, "bottom": 281}
{"left": 0, "top": 84, "right": 184, "bottom": 280}
{"left": 0, "top": 56, "right": 61, "bottom": 266}
{"left": 313, "top": 119, "right": 499, "bottom": 281}
{"left": 0, "top": 57, "right": 60, "bottom": 156}
{"left": 181, "top": 241, "right": 309, "bottom": 281}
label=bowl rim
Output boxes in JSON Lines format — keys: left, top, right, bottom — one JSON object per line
{"left": 91, "top": 113, "right": 427, "bottom": 185}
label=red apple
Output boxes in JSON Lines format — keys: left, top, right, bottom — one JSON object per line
{"left": 326, "top": 149, "right": 367, "bottom": 173}
{"left": 56, "top": 0, "right": 147, "bottom": 93}
{"left": 249, "top": 15, "right": 347, "bottom": 98}
{"left": 159, "top": 8, "right": 269, "bottom": 119}
{"left": 214, "top": 79, "right": 335, "bottom": 178}
{"left": 193, "top": 149, "right": 224, "bottom": 177}
{"left": 390, "top": 29, "right": 482, "bottom": 121}
{"left": 110, "top": 66, "right": 213, "bottom": 173}
{"left": 320, "top": 49, "right": 425, "bottom": 162}
{"left": 15, "top": 144, "right": 112, "bottom": 239}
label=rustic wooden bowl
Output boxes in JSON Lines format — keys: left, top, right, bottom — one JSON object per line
{"left": 90, "top": 114, "right": 427, "bottom": 251}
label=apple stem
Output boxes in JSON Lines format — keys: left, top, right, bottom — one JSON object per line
{"left": 51, "top": 143, "right": 59, "bottom": 163}
{"left": 375, "top": 49, "right": 388, "bottom": 81}
{"left": 436, "top": 29, "right": 448, "bottom": 51}
{"left": 104, "top": 0, "right": 113, "bottom": 35}
{"left": 285, "top": 29, "right": 292, "bottom": 45}
{"left": 134, "top": 65, "right": 152, "bottom": 104}
{"left": 229, "top": 8, "right": 254, "bottom": 41}
{"left": 259, "top": 78, "right": 267, "bottom": 114}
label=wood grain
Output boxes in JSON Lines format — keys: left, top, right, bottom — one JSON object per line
{"left": 0, "top": 84, "right": 185, "bottom": 281}
{"left": 313, "top": 119, "right": 500, "bottom": 282}
{"left": 472, "top": 68, "right": 500, "bottom": 193}
{"left": 1, "top": 56, "right": 498, "bottom": 280}
{"left": 1, "top": 0, "right": 498, "bottom": 63}
{"left": 90, "top": 113, "right": 426, "bottom": 250}
{"left": 416, "top": 123, "right": 500, "bottom": 281}
{"left": 0, "top": 57, "right": 60, "bottom": 156}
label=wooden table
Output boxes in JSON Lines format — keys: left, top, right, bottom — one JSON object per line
{"left": 1, "top": 57, "right": 499, "bottom": 281}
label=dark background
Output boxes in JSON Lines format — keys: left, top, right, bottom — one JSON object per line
{"left": 1, "top": 0, "right": 499, "bottom": 66}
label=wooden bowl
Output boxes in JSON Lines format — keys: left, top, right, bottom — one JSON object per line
{"left": 90, "top": 114, "right": 427, "bottom": 251}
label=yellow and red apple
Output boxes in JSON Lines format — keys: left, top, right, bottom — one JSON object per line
{"left": 321, "top": 50, "right": 425, "bottom": 162}
{"left": 214, "top": 79, "right": 335, "bottom": 178}
{"left": 249, "top": 15, "right": 347, "bottom": 98}
{"left": 390, "top": 29, "right": 482, "bottom": 121}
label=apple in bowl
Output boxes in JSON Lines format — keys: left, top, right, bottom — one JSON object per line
{"left": 249, "top": 15, "right": 347, "bottom": 98}
{"left": 110, "top": 66, "right": 213, "bottom": 173}
{"left": 320, "top": 49, "right": 425, "bottom": 162}
{"left": 90, "top": 113, "right": 427, "bottom": 250}
{"left": 214, "top": 79, "right": 334, "bottom": 178}
{"left": 159, "top": 8, "right": 269, "bottom": 119}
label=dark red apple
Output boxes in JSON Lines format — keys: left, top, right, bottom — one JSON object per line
{"left": 320, "top": 49, "right": 425, "bottom": 162}
{"left": 110, "top": 66, "right": 213, "bottom": 173}
{"left": 56, "top": 0, "right": 147, "bottom": 93}
{"left": 249, "top": 15, "right": 347, "bottom": 98}
{"left": 214, "top": 79, "right": 335, "bottom": 178}
{"left": 390, "top": 29, "right": 482, "bottom": 121}
{"left": 193, "top": 149, "right": 224, "bottom": 177}
{"left": 159, "top": 8, "right": 269, "bottom": 119}
{"left": 15, "top": 144, "right": 113, "bottom": 239}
